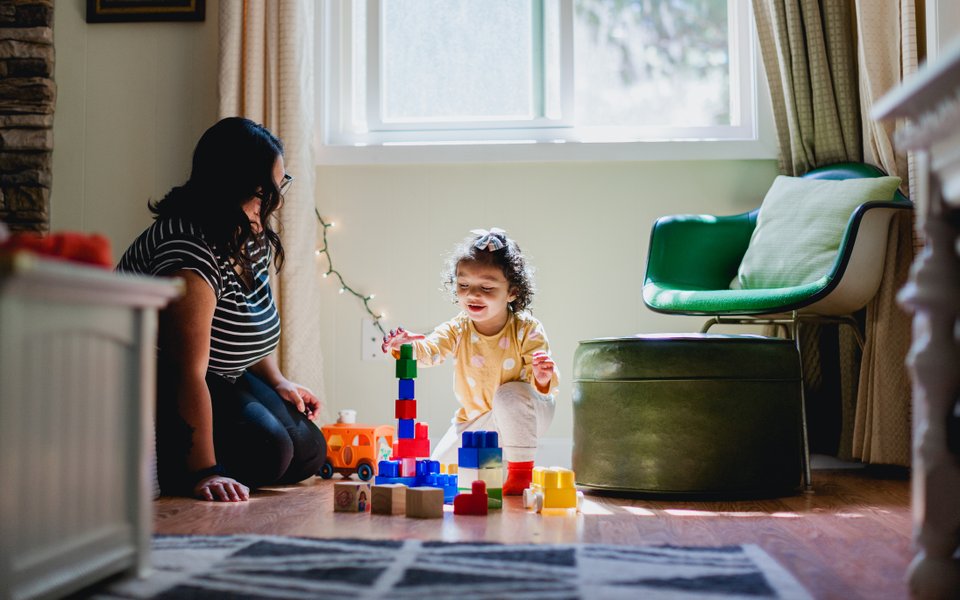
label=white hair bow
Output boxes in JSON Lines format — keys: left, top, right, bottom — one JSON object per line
{"left": 471, "top": 227, "right": 507, "bottom": 251}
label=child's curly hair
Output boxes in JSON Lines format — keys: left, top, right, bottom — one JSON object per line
{"left": 443, "top": 228, "right": 535, "bottom": 313}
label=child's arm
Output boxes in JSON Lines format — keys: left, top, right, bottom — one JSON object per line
{"left": 381, "top": 321, "right": 461, "bottom": 366}
{"left": 530, "top": 351, "right": 557, "bottom": 394}
{"left": 520, "top": 321, "right": 559, "bottom": 395}
{"left": 381, "top": 326, "right": 425, "bottom": 354}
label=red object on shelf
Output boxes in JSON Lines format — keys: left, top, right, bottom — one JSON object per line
{"left": 0, "top": 232, "right": 112, "bottom": 268}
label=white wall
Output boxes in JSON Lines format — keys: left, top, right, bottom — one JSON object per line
{"left": 50, "top": 0, "right": 219, "bottom": 247}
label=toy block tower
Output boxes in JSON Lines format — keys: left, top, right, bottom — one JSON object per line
{"left": 457, "top": 430, "right": 503, "bottom": 509}
{"left": 376, "top": 344, "right": 458, "bottom": 501}
{"left": 392, "top": 343, "right": 430, "bottom": 459}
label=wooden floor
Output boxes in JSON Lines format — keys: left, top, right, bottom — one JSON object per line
{"left": 155, "top": 469, "right": 911, "bottom": 600}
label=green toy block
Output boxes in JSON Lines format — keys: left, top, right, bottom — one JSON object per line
{"left": 400, "top": 344, "right": 413, "bottom": 360}
{"left": 396, "top": 358, "right": 417, "bottom": 379}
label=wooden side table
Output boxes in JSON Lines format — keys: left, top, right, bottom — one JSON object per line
{"left": 873, "top": 40, "right": 960, "bottom": 599}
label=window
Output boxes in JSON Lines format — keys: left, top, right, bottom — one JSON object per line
{"left": 320, "top": 0, "right": 772, "bottom": 161}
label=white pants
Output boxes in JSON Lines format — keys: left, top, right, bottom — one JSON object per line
{"left": 431, "top": 381, "right": 555, "bottom": 464}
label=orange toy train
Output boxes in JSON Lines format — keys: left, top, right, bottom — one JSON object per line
{"left": 318, "top": 421, "right": 395, "bottom": 482}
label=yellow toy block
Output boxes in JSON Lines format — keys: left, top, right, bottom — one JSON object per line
{"left": 371, "top": 484, "right": 406, "bottom": 515}
{"left": 523, "top": 466, "right": 584, "bottom": 513}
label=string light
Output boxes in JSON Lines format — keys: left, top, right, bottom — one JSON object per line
{"left": 315, "top": 209, "right": 386, "bottom": 336}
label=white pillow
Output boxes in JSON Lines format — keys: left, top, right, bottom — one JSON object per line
{"left": 736, "top": 175, "right": 901, "bottom": 289}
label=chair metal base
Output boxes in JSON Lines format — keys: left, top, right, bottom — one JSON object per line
{"left": 700, "top": 311, "right": 866, "bottom": 493}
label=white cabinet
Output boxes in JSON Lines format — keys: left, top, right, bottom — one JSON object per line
{"left": 0, "top": 253, "right": 180, "bottom": 600}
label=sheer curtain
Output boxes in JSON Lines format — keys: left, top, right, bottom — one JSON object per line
{"left": 218, "top": 1, "right": 325, "bottom": 404}
{"left": 752, "top": 0, "right": 915, "bottom": 465}
{"left": 851, "top": 0, "right": 918, "bottom": 466}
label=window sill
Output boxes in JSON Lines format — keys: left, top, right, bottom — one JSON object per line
{"left": 316, "top": 138, "right": 779, "bottom": 165}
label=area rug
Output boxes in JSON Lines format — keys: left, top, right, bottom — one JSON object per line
{"left": 91, "top": 535, "right": 811, "bottom": 599}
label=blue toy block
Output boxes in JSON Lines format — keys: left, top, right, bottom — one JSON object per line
{"left": 398, "top": 419, "right": 415, "bottom": 439}
{"left": 374, "top": 474, "right": 417, "bottom": 486}
{"left": 459, "top": 430, "right": 501, "bottom": 469}
{"left": 425, "top": 473, "right": 459, "bottom": 503}
{"left": 458, "top": 446, "right": 479, "bottom": 469}
{"left": 398, "top": 379, "right": 415, "bottom": 400}
{"left": 461, "top": 431, "right": 477, "bottom": 448}
{"left": 416, "top": 459, "right": 440, "bottom": 478}
{"left": 462, "top": 430, "right": 499, "bottom": 448}
{"left": 478, "top": 447, "right": 503, "bottom": 469}
{"left": 378, "top": 460, "right": 400, "bottom": 478}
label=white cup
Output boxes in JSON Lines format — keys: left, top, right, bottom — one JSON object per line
{"left": 337, "top": 409, "right": 357, "bottom": 424}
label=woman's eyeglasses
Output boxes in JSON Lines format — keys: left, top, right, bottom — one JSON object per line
{"left": 279, "top": 173, "right": 294, "bottom": 194}
{"left": 255, "top": 174, "right": 294, "bottom": 199}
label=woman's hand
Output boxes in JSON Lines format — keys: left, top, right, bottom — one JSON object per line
{"left": 194, "top": 474, "right": 250, "bottom": 502}
{"left": 275, "top": 378, "right": 322, "bottom": 420}
{"left": 531, "top": 351, "right": 556, "bottom": 392}
{"left": 381, "top": 326, "right": 425, "bottom": 354}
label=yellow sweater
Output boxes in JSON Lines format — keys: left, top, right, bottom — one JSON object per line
{"left": 406, "top": 311, "right": 559, "bottom": 423}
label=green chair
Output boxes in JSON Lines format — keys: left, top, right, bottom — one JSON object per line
{"left": 642, "top": 162, "right": 912, "bottom": 489}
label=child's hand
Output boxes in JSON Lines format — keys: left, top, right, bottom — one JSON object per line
{"left": 381, "top": 326, "right": 426, "bottom": 354}
{"left": 531, "top": 351, "right": 555, "bottom": 391}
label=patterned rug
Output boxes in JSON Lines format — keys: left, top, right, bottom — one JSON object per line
{"left": 90, "top": 535, "right": 811, "bottom": 599}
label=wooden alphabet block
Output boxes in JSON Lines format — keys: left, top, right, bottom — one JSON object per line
{"left": 334, "top": 481, "right": 371, "bottom": 513}
{"left": 405, "top": 487, "right": 444, "bottom": 518}
{"left": 371, "top": 484, "right": 406, "bottom": 515}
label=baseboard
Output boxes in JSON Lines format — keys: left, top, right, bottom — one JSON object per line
{"left": 535, "top": 437, "right": 573, "bottom": 468}
{"left": 536, "top": 443, "right": 863, "bottom": 472}
{"left": 810, "top": 454, "right": 866, "bottom": 470}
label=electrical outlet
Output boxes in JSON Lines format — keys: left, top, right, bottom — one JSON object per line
{"left": 361, "top": 318, "right": 386, "bottom": 361}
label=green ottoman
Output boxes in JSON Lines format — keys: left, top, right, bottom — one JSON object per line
{"left": 572, "top": 334, "right": 802, "bottom": 496}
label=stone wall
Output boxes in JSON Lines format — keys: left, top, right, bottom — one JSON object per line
{"left": 0, "top": 0, "right": 54, "bottom": 232}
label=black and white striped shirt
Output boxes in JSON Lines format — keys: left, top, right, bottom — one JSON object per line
{"left": 117, "top": 217, "right": 280, "bottom": 381}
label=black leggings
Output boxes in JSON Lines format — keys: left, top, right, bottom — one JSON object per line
{"left": 157, "top": 367, "right": 326, "bottom": 495}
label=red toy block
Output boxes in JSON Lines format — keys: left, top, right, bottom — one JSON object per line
{"left": 392, "top": 438, "right": 430, "bottom": 459}
{"left": 396, "top": 399, "right": 416, "bottom": 420}
{"left": 415, "top": 422, "right": 428, "bottom": 439}
{"left": 454, "top": 480, "right": 488, "bottom": 515}
{"left": 400, "top": 457, "right": 417, "bottom": 477}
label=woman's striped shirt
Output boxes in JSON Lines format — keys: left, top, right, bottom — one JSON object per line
{"left": 117, "top": 217, "right": 280, "bottom": 381}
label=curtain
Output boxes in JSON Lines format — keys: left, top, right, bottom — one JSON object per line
{"left": 752, "top": 0, "right": 863, "bottom": 456}
{"left": 752, "top": 0, "right": 916, "bottom": 465}
{"left": 850, "top": 0, "right": 918, "bottom": 466}
{"left": 752, "top": 0, "right": 862, "bottom": 176}
{"left": 218, "top": 1, "right": 326, "bottom": 405}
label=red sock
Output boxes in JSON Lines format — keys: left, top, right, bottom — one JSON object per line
{"left": 502, "top": 460, "right": 535, "bottom": 495}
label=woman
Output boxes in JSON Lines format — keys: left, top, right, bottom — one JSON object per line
{"left": 118, "top": 117, "right": 325, "bottom": 502}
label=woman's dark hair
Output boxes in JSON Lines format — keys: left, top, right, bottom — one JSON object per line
{"left": 443, "top": 229, "right": 535, "bottom": 313}
{"left": 150, "top": 117, "right": 285, "bottom": 271}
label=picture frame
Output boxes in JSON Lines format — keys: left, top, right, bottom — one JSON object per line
{"left": 86, "top": 0, "right": 205, "bottom": 23}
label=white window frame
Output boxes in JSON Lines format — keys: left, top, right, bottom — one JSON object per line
{"left": 317, "top": 0, "right": 776, "bottom": 164}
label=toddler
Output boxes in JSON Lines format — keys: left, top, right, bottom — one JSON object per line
{"left": 382, "top": 228, "right": 558, "bottom": 495}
